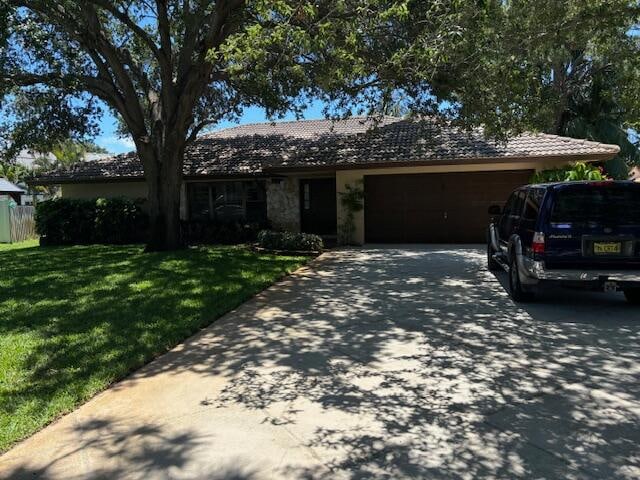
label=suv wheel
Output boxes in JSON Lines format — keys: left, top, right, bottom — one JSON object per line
{"left": 623, "top": 288, "right": 640, "bottom": 305}
{"left": 509, "top": 256, "right": 534, "bottom": 302}
{"left": 487, "top": 243, "right": 500, "bottom": 271}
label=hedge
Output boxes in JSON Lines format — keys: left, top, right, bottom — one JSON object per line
{"left": 36, "top": 197, "right": 148, "bottom": 245}
{"left": 256, "top": 230, "right": 323, "bottom": 252}
{"left": 181, "top": 220, "right": 265, "bottom": 245}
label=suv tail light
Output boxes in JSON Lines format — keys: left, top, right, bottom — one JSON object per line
{"left": 532, "top": 232, "right": 545, "bottom": 254}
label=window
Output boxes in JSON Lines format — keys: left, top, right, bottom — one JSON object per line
{"left": 550, "top": 186, "right": 640, "bottom": 225}
{"left": 510, "top": 190, "right": 526, "bottom": 218}
{"left": 245, "top": 181, "right": 267, "bottom": 223}
{"left": 303, "top": 183, "right": 310, "bottom": 210}
{"left": 188, "top": 183, "right": 211, "bottom": 220}
{"left": 214, "top": 182, "right": 244, "bottom": 222}
{"left": 503, "top": 190, "right": 525, "bottom": 217}
{"left": 522, "top": 189, "right": 544, "bottom": 221}
{"left": 187, "top": 181, "right": 267, "bottom": 224}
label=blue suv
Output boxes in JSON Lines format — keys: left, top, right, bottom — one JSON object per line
{"left": 487, "top": 181, "right": 640, "bottom": 303}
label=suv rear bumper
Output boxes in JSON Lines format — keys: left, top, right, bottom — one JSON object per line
{"left": 520, "top": 256, "right": 640, "bottom": 283}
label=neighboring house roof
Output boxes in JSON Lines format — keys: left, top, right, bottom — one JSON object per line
{"left": 31, "top": 117, "right": 621, "bottom": 184}
{"left": 0, "top": 177, "right": 25, "bottom": 193}
{"left": 15, "top": 149, "right": 111, "bottom": 169}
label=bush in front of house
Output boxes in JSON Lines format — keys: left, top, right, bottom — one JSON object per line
{"left": 531, "top": 162, "right": 610, "bottom": 183}
{"left": 36, "top": 197, "right": 148, "bottom": 245}
{"left": 181, "top": 220, "right": 265, "bottom": 245}
{"left": 256, "top": 230, "right": 323, "bottom": 252}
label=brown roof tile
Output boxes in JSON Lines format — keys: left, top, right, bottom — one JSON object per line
{"left": 33, "top": 117, "right": 620, "bottom": 183}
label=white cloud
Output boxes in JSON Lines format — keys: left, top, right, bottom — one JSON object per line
{"left": 96, "top": 135, "right": 135, "bottom": 154}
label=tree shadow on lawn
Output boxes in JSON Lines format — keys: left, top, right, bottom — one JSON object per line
{"left": 113, "top": 246, "right": 639, "bottom": 479}
{"left": 0, "top": 244, "right": 305, "bottom": 451}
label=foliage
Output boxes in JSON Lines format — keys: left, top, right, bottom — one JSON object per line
{"left": 0, "top": 161, "right": 29, "bottom": 184}
{"left": 338, "top": 181, "right": 365, "bottom": 245}
{"left": 257, "top": 230, "right": 323, "bottom": 252}
{"left": 181, "top": 220, "right": 266, "bottom": 245}
{"left": 561, "top": 66, "right": 640, "bottom": 179}
{"left": 2, "top": 1, "right": 639, "bottom": 249}
{"left": 0, "top": 0, "right": 502, "bottom": 250}
{"left": 438, "top": 0, "right": 640, "bottom": 137}
{"left": 31, "top": 139, "right": 109, "bottom": 173}
{"left": 531, "top": 162, "right": 610, "bottom": 184}
{"left": 436, "top": 0, "right": 640, "bottom": 177}
{"left": 35, "top": 197, "right": 148, "bottom": 245}
{"left": 0, "top": 243, "right": 306, "bottom": 451}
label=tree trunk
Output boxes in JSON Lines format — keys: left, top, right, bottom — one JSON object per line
{"left": 551, "top": 62, "right": 570, "bottom": 135}
{"left": 143, "top": 142, "right": 185, "bottom": 252}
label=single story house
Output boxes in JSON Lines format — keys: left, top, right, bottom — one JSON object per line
{"left": 0, "top": 178, "right": 25, "bottom": 205}
{"left": 32, "top": 116, "right": 620, "bottom": 244}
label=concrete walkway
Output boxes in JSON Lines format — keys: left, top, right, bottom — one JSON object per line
{"left": 1, "top": 246, "right": 639, "bottom": 479}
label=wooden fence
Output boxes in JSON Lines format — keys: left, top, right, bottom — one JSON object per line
{"left": 9, "top": 206, "right": 37, "bottom": 243}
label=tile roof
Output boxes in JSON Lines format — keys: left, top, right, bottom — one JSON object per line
{"left": 32, "top": 117, "right": 620, "bottom": 183}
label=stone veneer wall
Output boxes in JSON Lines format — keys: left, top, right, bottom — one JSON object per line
{"left": 266, "top": 177, "right": 300, "bottom": 232}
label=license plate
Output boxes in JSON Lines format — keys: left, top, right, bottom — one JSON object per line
{"left": 594, "top": 242, "right": 622, "bottom": 254}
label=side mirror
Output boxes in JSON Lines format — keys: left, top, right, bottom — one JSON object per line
{"left": 488, "top": 205, "right": 502, "bottom": 215}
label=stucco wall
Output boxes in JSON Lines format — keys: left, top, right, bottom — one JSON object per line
{"left": 61, "top": 182, "right": 148, "bottom": 200}
{"left": 336, "top": 160, "right": 565, "bottom": 245}
{"left": 266, "top": 177, "right": 300, "bottom": 232}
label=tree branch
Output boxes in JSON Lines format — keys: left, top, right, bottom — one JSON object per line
{"left": 85, "top": 0, "right": 161, "bottom": 59}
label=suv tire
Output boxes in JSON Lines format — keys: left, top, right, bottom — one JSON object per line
{"left": 623, "top": 288, "right": 640, "bottom": 305}
{"left": 487, "top": 243, "right": 500, "bottom": 271}
{"left": 509, "top": 256, "right": 534, "bottom": 302}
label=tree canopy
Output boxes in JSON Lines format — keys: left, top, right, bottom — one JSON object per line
{"left": 1, "top": 1, "right": 639, "bottom": 248}
{"left": 1, "top": 0, "right": 493, "bottom": 249}
{"left": 441, "top": 0, "right": 640, "bottom": 178}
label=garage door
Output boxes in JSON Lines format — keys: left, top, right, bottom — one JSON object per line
{"left": 364, "top": 170, "right": 533, "bottom": 243}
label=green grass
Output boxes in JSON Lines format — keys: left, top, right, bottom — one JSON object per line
{"left": 0, "top": 243, "right": 306, "bottom": 452}
{"left": 0, "top": 239, "right": 39, "bottom": 251}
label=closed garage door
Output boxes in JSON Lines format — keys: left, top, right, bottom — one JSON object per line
{"left": 364, "top": 170, "right": 533, "bottom": 243}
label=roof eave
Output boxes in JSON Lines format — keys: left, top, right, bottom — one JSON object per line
{"left": 28, "top": 171, "right": 270, "bottom": 186}
{"left": 27, "top": 176, "right": 145, "bottom": 186}
{"left": 265, "top": 151, "right": 620, "bottom": 174}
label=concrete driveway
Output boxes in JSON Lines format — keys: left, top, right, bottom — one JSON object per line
{"left": 2, "top": 246, "right": 639, "bottom": 479}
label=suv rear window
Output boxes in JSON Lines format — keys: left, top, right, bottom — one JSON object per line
{"left": 550, "top": 185, "right": 640, "bottom": 225}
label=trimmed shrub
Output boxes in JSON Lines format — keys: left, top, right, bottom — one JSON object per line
{"left": 36, "top": 197, "right": 148, "bottom": 245}
{"left": 181, "top": 220, "right": 265, "bottom": 245}
{"left": 256, "top": 230, "right": 323, "bottom": 252}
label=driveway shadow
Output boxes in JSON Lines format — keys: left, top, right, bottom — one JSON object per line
{"left": 3, "top": 245, "right": 639, "bottom": 479}
{"left": 142, "top": 245, "right": 639, "bottom": 478}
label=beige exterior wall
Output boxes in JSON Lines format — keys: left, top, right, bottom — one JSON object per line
{"left": 335, "top": 160, "right": 566, "bottom": 245}
{"left": 61, "top": 182, "right": 148, "bottom": 200}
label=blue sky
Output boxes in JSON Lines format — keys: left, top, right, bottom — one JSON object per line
{"left": 95, "top": 101, "right": 327, "bottom": 154}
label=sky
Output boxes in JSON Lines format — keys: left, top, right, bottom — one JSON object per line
{"left": 94, "top": 101, "right": 328, "bottom": 155}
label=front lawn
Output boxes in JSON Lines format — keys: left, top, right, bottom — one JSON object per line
{"left": 0, "top": 243, "right": 306, "bottom": 452}
{"left": 0, "top": 239, "right": 39, "bottom": 252}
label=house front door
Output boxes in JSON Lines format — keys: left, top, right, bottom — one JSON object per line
{"left": 300, "top": 178, "right": 337, "bottom": 235}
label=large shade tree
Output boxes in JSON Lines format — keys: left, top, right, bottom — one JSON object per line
{"left": 0, "top": 0, "right": 487, "bottom": 250}
{"left": 2, "top": 1, "right": 639, "bottom": 251}
{"left": 437, "top": 0, "right": 640, "bottom": 176}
